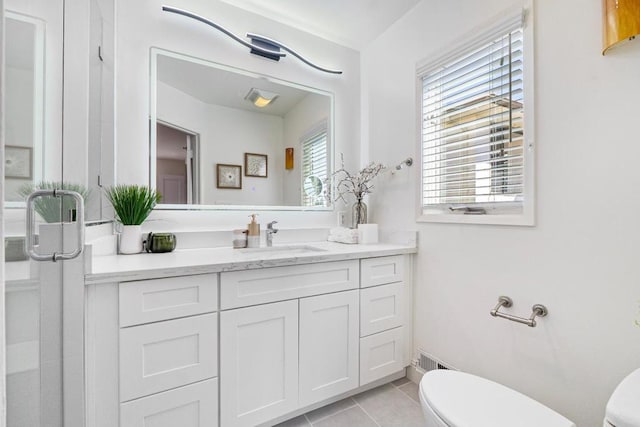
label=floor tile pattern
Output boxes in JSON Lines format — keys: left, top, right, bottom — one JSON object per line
{"left": 273, "top": 378, "right": 424, "bottom": 427}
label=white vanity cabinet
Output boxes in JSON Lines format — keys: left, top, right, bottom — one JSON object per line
{"left": 219, "top": 261, "right": 360, "bottom": 426}
{"left": 359, "top": 256, "right": 409, "bottom": 385}
{"left": 85, "top": 251, "right": 414, "bottom": 427}
{"left": 87, "top": 274, "right": 220, "bottom": 427}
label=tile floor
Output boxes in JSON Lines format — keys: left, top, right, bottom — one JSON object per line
{"left": 274, "top": 377, "right": 424, "bottom": 427}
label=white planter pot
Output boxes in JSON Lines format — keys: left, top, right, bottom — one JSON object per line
{"left": 119, "top": 225, "right": 143, "bottom": 254}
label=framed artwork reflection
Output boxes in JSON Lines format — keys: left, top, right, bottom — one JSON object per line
{"left": 5, "top": 145, "right": 33, "bottom": 179}
{"left": 244, "top": 153, "right": 268, "bottom": 178}
{"left": 217, "top": 164, "right": 242, "bottom": 189}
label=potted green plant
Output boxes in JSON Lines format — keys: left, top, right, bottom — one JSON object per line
{"left": 19, "top": 181, "right": 90, "bottom": 223}
{"left": 105, "top": 185, "right": 161, "bottom": 254}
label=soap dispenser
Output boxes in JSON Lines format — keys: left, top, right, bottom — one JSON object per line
{"left": 247, "top": 214, "right": 260, "bottom": 248}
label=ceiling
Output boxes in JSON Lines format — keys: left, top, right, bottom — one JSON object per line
{"left": 216, "top": 0, "right": 421, "bottom": 50}
{"left": 157, "top": 54, "right": 330, "bottom": 117}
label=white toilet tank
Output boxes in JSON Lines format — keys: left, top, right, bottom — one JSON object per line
{"left": 604, "top": 368, "right": 640, "bottom": 427}
{"left": 419, "top": 370, "right": 575, "bottom": 427}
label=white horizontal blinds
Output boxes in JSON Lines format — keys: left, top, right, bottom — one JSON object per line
{"left": 422, "top": 26, "right": 524, "bottom": 208}
{"left": 302, "top": 130, "right": 328, "bottom": 206}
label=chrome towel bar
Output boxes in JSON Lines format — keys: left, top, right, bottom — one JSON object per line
{"left": 490, "top": 296, "right": 548, "bottom": 328}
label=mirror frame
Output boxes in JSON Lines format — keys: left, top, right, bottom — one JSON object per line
{"left": 149, "top": 48, "right": 335, "bottom": 212}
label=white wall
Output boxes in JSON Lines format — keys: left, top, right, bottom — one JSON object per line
{"left": 282, "top": 93, "right": 331, "bottom": 206}
{"left": 116, "top": 0, "right": 360, "bottom": 229}
{"left": 157, "top": 81, "right": 285, "bottom": 206}
{"left": 201, "top": 104, "right": 283, "bottom": 205}
{"left": 362, "top": 0, "right": 640, "bottom": 426}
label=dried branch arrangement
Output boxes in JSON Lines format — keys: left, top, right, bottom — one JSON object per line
{"left": 328, "top": 154, "right": 387, "bottom": 203}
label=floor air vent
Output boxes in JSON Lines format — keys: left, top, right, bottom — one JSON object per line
{"left": 416, "top": 351, "right": 455, "bottom": 372}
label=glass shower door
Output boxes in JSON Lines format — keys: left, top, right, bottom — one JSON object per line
{"left": 3, "top": 0, "right": 84, "bottom": 426}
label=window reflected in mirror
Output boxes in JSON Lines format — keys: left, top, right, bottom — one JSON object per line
{"left": 301, "top": 123, "right": 329, "bottom": 207}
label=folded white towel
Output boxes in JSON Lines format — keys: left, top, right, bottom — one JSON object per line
{"left": 328, "top": 227, "right": 358, "bottom": 244}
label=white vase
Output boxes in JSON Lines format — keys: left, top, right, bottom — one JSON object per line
{"left": 119, "top": 225, "right": 143, "bottom": 254}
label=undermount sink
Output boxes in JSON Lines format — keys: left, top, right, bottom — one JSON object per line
{"left": 239, "top": 244, "right": 327, "bottom": 255}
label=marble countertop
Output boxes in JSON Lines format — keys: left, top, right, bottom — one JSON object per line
{"left": 85, "top": 241, "right": 417, "bottom": 284}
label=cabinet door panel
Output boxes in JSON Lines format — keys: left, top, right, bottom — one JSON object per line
{"left": 220, "top": 260, "right": 358, "bottom": 309}
{"left": 120, "top": 314, "right": 217, "bottom": 401}
{"left": 120, "top": 378, "right": 218, "bottom": 427}
{"left": 299, "top": 290, "right": 359, "bottom": 407}
{"left": 360, "top": 256, "right": 404, "bottom": 288}
{"left": 360, "top": 283, "right": 404, "bottom": 337}
{"left": 119, "top": 274, "right": 218, "bottom": 327}
{"left": 220, "top": 301, "right": 298, "bottom": 427}
{"left": 360, "top": 327, "right": 405, "bottom": 385}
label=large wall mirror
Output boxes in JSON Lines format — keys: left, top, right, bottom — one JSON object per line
{"left": 4, "top": 11, "right": 50, "bottom": 204}
{"left": 150, "top": 49, "right": 334, "bottom": 210}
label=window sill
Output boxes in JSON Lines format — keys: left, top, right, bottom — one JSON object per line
{"left": 417, "top": 212, "right": 534, "bottom": 226}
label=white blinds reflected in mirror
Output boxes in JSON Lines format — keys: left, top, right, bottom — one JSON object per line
{"left": 150, "top": 49, "right": 334, "bottom": 210}
{"left": 301, "top": 122, "right": 329, "bottom": 207}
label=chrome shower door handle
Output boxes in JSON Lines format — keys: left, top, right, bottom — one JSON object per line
{"left": 26, "top": 189, "right": 85, "bottom": 262}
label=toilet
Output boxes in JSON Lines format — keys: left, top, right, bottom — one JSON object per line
{"left": 419, "top": 368, "right": 640, "bottom": 427}
{"left": 604, "top": 367, "right": 640, "bottom": 427}
{"left": 418, "top": 370, "right": 575, "bottom": 427}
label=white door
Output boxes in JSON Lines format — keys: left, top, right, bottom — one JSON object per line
{"left": 299, "top": 290, "right": 359, "bottom": 407}
{"left": 160, "top": 174, "right": 186, "bottom": 204}
{"left": 220, "top": 300, "right": 299, "bottom": 427}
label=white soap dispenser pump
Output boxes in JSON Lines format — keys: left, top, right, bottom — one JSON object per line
{"left": 247, "top": 214, "right": 261, "bottom": 248}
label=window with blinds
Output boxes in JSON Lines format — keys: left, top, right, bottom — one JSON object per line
{"left": 301, "top": 128, "right": 328, "bottom": 207}
{"left": 419, "top": 13, "right": 532, "bottom": 223}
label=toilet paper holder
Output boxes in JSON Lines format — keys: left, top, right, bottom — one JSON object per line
{"left": 490, "top": 296, "right": 548, "bottom": 328}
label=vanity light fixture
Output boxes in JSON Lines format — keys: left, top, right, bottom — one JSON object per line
{"left": 602, "top": 0, "right": 640, "bottom": 54}
{"left": 245, "top": 88, "right": 279, "bottom": 107}
{"left": 162, "top": 5, "right": 343, "bottom": 74}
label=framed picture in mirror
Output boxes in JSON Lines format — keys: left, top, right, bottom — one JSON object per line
{"left": 245, "top": 153, "right": 268, "bottom": 178}
{"left": 5, "top": 146, "right": 33, "bottom": 179}
{"left": 217, "top": 164, "right": 242, "bottom": 189}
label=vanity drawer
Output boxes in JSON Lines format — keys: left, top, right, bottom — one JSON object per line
{"left": 360, "top": 255, "right": 404, "bottom": 288}
{"left": 360, "top": 326, "right": 405, "bottom": 386}
{"left": 220, "top": 260, "right": 359, "bottom": 309}
{"left": 360, "top": 282, "right": 404, "bottom": 337}
{"left": 120, "top": 378, "right": 218, "bottom": 427}
{"left": 119, "top": 314, "right": 218, "bottom": 402}
{"left": 119, "top": 274, "right": 218, "bottom": 327}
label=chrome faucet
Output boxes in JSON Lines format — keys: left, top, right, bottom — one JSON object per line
{"left": 266, "top": 221, "right": 279, "bottom": 247}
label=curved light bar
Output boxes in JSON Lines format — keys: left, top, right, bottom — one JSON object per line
{"left": 162, "top": 5, "right": 343, "bottom": 75}
{"left": 246, "top": 33, "right": 343, "bottom": 75}
{"left": 162, "top": 6, "right": 285, "bottom": 58}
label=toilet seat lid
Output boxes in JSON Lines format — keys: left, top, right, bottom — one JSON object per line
{"left": 420, "top": 370, "right": 575, "bottom": 427}
{"left": 605, "top": 368, "right": 640, "bottom": 427}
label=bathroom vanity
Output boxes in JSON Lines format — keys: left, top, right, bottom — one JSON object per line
{"left": 84, "top": 241, "right": 416, "bottom": 427}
